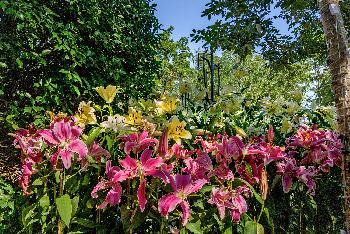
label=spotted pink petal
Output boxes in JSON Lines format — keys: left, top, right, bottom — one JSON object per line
{"left": 119, "top": 155, "right": 138, "bottom": 170}
{"left": 39, "top": 129, "right": 59, "bottom": 145}
{"left": 139, "top": 131, "right": 149, "bottom": 141}
{"left": 112, "top": 170, "right": 129, "bottom": 183}
{"left": 89, "top": 142, "right": 111, "bottom": 161}
{"left": 143, "top": 158, "right": 163, "bottom": 172}
{"left": 180, "top": 201, "right": 190, "bottom": 225}
{"left": 231, "top": 209, "right": 241, "bottom": 222}
{"left": 218, "top": 206, "right": 226, "bottom": 220}
{"left": 68, "top": 139, "right": 88, "bottom": 160}
{"left": 54, "top": 121, "right": 72, "bottom": 141}
{"left": 174, "top": 174, "right": 192, "bottom": 191}
{"left": 232, "top": 195, "right": 247, "bottom": 213}
{"left": 97, "top": 185, "right": 122, "bottom": 209}
{"left": 140, "top": 149, "right": 153, "bottom": 165}
{"left": 129, "top": 133, "right": 139, "bottom": 142}
{"left": 91, "top": 181, "right": 109, "bottom": 198}
{"left": 60, "top": 149, "right": 73, "bottom": 169}
{"left": 138, "top": 180, "right": 147, "bottom": 212}
{"left": 147, "top": 164, "right": 173, "bottom": 184}
{"left": 186, "top": 179, "right": 208, "bottom": 195}
{"left": 50, "top": 151, "right": 60, "bottom": 167}
{"left": 282, "top": 175, "right": 293, "bottom": 193}
{"left": 70, "top": 125, "right": 82, "bottom": 138}
{"left": 139, "top": 138, "right": 158, "bottom": 152}
{"left": 158, "top": 193, "right": 182, "bottom": 217}
{"left": 125, "top": 142, "right": 137, "bottom": 154}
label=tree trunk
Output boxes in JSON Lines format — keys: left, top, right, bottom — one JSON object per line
{"left": 319, "top": 0, "right": 350, "bottom": 232}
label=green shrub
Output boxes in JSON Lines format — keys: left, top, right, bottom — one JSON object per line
{"left": 0, "top": 0, "right": 161, "bottom": 135}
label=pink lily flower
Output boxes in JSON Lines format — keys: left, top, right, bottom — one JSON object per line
{"left": 18, "top": 159, "right": 35, "bottom": 196}
{"left": 247, "top": 143, "right": 286, "bottom": 166}
{"left": 119, "top": 131, "right": 158, "bottom": 155}
{"left": 119, "top": 149, "right": 163, "bottom": 212}
{"left": 194, "top": 136, "right": 218, "bottom": 153}
{"left": 158, "top": 174, "right": 207, "bottom": 225}
{"left": 171, "top": 143, "right": 195, "bottom": 159}
{"left": 295, "top": 166, "right": 317, "bottom": 194}
{"left": 247, "top": 126, "right": 285, "bottom": 166}
{"left": 209, "top": 163, "right": 234, "bottom": 181}
{"left": 276, "top": 158, "right": 298, "bottom": 193}
{"left": 215, "top": 135, "right": 245, "bottom": 163}
{"left": 88, "top": 142, "right": 111, "bottom": 161}
{"left": 13, "top": 128, "right": 43, "bottom": 163}
{"left": 91, "top": 160, "right": 128, "bottom": 209}
{"left": 81, "top": 142, "right": 111, "bottom": 168}
{"left": 12, "top": 127, "right": 43, "bottom": 195}
{"left": 38, "top": 120, "right": 88, "bottom": 169}
{"left": 287, "top": 125, "right": 342, "bottom": 172}
{"left": 182, "top": 152, "right": 212, "bottom": 180}
{"left": 208, "top": 186, "right": 250, "bottom": 223}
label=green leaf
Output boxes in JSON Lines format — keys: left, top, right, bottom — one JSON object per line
{"left": 186, "top": 219, "right": 202, "bottom": 234}
{"left": 22, "top": 205, "right": 35, "bottom": 227}
{"left": 73, "top": 218, "right": 95, "bottom": 228}
{"left": 71, "top": 196, "right": 79, "bottom": 217}
{"left": 56, "top": 194, "right": 72, "bottom": 227}
{"left": 32, "top": 178, "right": 43, "bottom": 186}
{"left": 85, "top": 127, "right": 102, "bottom": 145}
{"left": 72, "top": 85, "right": 80, "bottom": 96}
{"left": 223, "top": 226, "right": 233, "bottom": 234}
{"left": 244, "top": 221, "right": 264, "bottom": 234}
{"left": 200, "top": 185, "right": 214, "bottom": 193}
{"left": 16, "top": 58, "right": 23, "bottom": 68}
{"left": 0, "top": 62, "right": 7, "bottom": 68}
{"left": 39, "top": 194, "right": 50, "bottom": 208}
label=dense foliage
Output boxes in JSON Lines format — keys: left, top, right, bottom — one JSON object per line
{"left": 192, "top": 0, "right": 350, "bottom": 64}
{"left": 0, "top": 0, "right": 161, "bottom": 136}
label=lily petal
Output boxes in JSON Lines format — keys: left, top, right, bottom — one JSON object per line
{"left": 138, "top": 180, "right": 147, "bottom": 212}
{"left": 180, "top": 201, "right": 190, "bottom": 225}
{"left": 140, "top": 149, "right": 153, "bottom": 165}
{"left": 39, "top": 129, "right": 59, "bottom": 145}
{"left": 60, "top": 149, "right": 73, "bottom": 169}
{"left": 119, "top": 155, "right": 138, "bottom": 171}
{"left": 68, "top": 139, "right": 88, "bottom": 160}
{"left": 158, "top": 193, "right": 182, "bottom": 217}
{"left": 186, "top": 179, "right": 208, "bottom": 195}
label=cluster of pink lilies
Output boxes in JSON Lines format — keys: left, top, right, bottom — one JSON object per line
{"left": 13, "top": 115, "right": 343, "bottom": 226}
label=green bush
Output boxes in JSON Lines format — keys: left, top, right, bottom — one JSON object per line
{"left": 0, "top": 0, "right": 161, "bottom": 135}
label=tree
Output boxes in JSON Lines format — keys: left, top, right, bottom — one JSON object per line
{"left": 0, "top": 0, "right": 161, "bottom": 135}
{"left": 319, "top": 0, "right": 350, "bottom": 232}
{"left": 192, "top": 0, "right": 350, "bottom": 65}
{"left": 156, "top": 27, "right": 198, "bottom": 94}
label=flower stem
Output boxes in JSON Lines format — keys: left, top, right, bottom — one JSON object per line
{"left": 257, "top": 202, "right": 265, "bottom": 223}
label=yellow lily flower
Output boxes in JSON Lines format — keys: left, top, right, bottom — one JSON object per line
{"left": 179, "top": 81, "right": 191, "bottom": 94}
{"left": 75, "top": 101, "right": 97, "bottom": 127}
{"left": 95, "top": 85, "right": 120, "bottom": 103}
{"left": 285, "top": 102, "right": 300, "bottom": 116}
{"left": 167, "top": 116, "right": 192, "bottom": 144}
{"left": 125, "top": 108, "right": 142, "bottom": 126}
{"left": 156, "top": 95, "right": 178, "bottom": 114}
{"left": 281, "top": 117, "right": 293, "bottom": 134}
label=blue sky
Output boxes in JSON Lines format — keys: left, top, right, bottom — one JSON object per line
{"left": 154, "top": 0, "right": 210, "bottom": 51}
{"left": 153, "top": 0, "right": 291, "bottom": 52}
